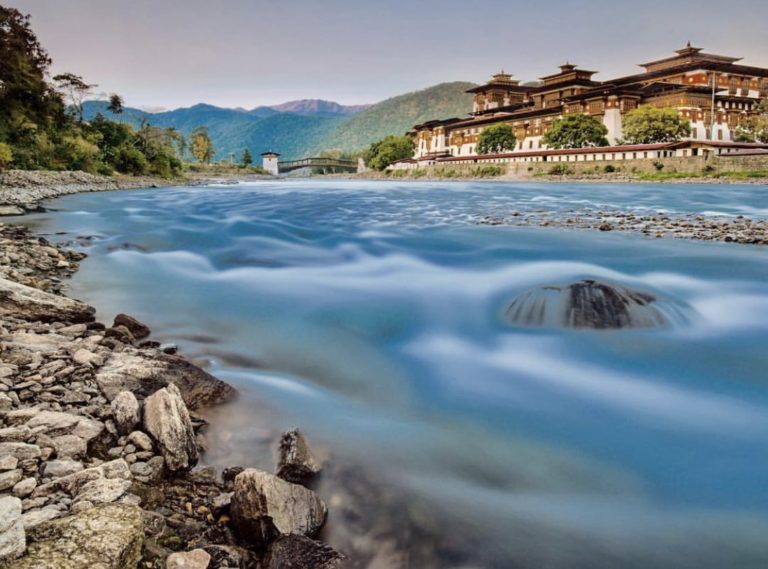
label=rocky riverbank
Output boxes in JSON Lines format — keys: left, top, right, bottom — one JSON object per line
{"left": 0, "top": 171, "right": 178, "bottom": 215}
{"left": 0, "top": 222, "right": 346, "bottom": 568}
{"left": 478, "top": 209, "right": 768, "bottom": 245}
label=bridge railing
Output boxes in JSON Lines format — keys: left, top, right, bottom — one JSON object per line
{"left": 277, "top": 157, "right": 358, "bottom": 171}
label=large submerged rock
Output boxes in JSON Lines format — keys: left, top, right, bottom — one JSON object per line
{"left": 9, "top": 503, "right": 144, "bottom": 569}
{"left": 504, "top": 279, "right": 690, "bottom": 330}
{"left": 262, "top": 535, "right": 345, "bottom": 569}
{"left": 0, "top": 276, "right": 95, "bottom": 323}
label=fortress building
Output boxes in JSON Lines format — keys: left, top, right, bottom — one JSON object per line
{"left": 408, "top": 45, "right": 768, "bottom": 162}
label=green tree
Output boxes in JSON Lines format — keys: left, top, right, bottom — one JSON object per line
{"left": 735, "top": 99, "right": 768, "bottom": 143}
{"left": 53, "top": 73, "right": 96, "bottom": 123}
{"left": 363, "top": 135, "right": 415, "bottom": 171}
{"left": 621, "top": 106, "right": 690, "bottom": 144}
{"left": 241, "top": 148, "right": 253, "bottom": 167}
{"left": 0, "top": 142, "right": 13, "bottom": 171}
{"left": 542, "top": 114, "right": 609, "bottom": 149}
{"left": 190, "top": 126, "right": 214, "bottom": 164}
{"left": 477, "top": 124, "right": 518, "bottom": 154}
{"left": 106, "top": 94, "right": 124, "bottom": 116}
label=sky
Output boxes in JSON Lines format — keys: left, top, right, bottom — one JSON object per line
{"left": 8, "top": 0, "right": 768, "bottom": 111}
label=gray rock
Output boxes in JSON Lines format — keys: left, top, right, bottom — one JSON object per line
{"left": 57, "top": 324, "right": 88, "bottom": 338}
{"left": 111, "top": 391, "right": 140, "bottom": 435}
{"left": 11, "top": 503, "right": 144, "bottom": 569}
{"left": 0, "top": 442, "right": 41, "bottom": 461}
{"left": 166, "top": 548, "right": 211, "bottom": 569}
{"left": 0, "top": 425, "right": 32, "bottom": 442}
{"left": 230, "top": 469, "right": 327, "bottom": 547}
{"left": 0, "top": 276, "right": 95, "bottom": 323}
{"left": 129, "top": 461, "right": 152, "bottom": 477}
{"left": 126, "top": 430, "right": 153, "bottom": 452}
{"left": 0, "top": 469, "right": 23, "bottom": 491}
{"left": 12, "top": 478, "right": 37, "bottom": 498}
{"left": 43, "top": 459, "right": 84, "bottom": 478}
{"left": 262, "top": 535, "right": 346, "bottom": 569}
{"left": 0, "top": 455, "right": 18, "bottom": 471}
{"left": 277, "top": 428, "right": 321, "bottom": 485}
{"left": 32, "top": 459, "right": 131, "bottom": 499}
{"left": 0, "top": 205, "right": 25, "bottom": 216}
{"left": 25, "top": 410, "right": 104, "bottom": 446}
{"left": 0, "top": 496, "right": 25, "bottom": 562}
{"left": 143, "top": 383, "right": 198, "bottom": 473}
{"left": 113, "top": 314, "right": 151, "bottom": 340}
{"left": 74, "top": 478, "right": 132, "bottom": 505}
{"left": 21, "top": 506, "right": 63, "bottom": 530}
{"left": 51, "top": 435, "right": 87, "bottom": 459}
{"left": 72, "top": 348, "right": 103, "bottom": 368}
{"left": 96, "top": 351, "right": 236, "bottom": 411}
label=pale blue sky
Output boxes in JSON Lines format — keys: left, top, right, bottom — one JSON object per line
{"left": 9, "top": 0, "right": 768, "bottom": 110}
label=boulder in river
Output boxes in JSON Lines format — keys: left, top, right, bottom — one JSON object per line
{"left": 230, "top": 469, "right": 327, "bottom": 548}
{"left": 143, "top": 383, "right": 198, "bottom": 473}
{"left": 504, "top": 279, "right": 690, "bottom": 330}
{"left": 10, "top": 503, "right": 144, "bottom": 569}
{"left": 277, "top": 428, "right": 321, "bottom": 486}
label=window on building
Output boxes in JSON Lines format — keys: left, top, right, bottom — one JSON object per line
{"left": 717, "top": 130, "right": 723, "bottom": 141}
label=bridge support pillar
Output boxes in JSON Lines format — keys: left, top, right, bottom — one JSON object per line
{"left": 261, "top": 151, "right": 281, "bottom": 176}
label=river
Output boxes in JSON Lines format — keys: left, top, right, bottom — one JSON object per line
{"left": 25, "top": 180, "right": 768, "bottom": 569}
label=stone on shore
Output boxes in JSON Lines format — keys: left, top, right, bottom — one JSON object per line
{"left": 166, "top": 548, "right": 211, "bottom": 569}
{"left": 32, "top": 459, "right": 131, "bottom": 499}
{"left": 0, "top": 205, "right": 25, "bottom": 216}
{"left": 143, "top": 383, "right": 198, "bottom": 473}
{"left": 0, "top": 276, "right": 95, "bottom": 323}
{"left": 113, "top": 313, "right": 151, "bottom": 340}
{"left": 0, "top": 496, "right": 26, "bottom": 562}
{"left": 262, "top": 535, "right": 346, "bottom": 569}
{"left": 10, "top": 503, "right": 144, "bottom": 569}
{"left": 277, "top": 428, "right": 321, "bottom": 485}
{"left": 230, "top": 469, "right": 327, "bottom": 547}
{"left": 111, "top": 390, "right": 141, "bottom": 435}
{"left": 96, "top": 352, "right": 236, "bottom": 410}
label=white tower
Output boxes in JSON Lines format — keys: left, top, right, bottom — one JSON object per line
{"left": 261, "top": 151, "right": 280, "bottom": 176}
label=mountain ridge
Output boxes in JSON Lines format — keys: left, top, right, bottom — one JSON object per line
{"left": 83, "top": 82, "right": 477, "bottom": 161}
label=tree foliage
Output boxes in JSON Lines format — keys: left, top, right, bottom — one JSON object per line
{"left": 477, "top": 124, "right": 517, "bottom": 154}
{"left": 735, "top": 99, "right": 768, "bottom": 143}
{"left": 107, "top": 94, "right": 124, "bottom": 116}
{"left": 363, "top": 135, "right": 415, "bottom": 171}
{"left": 190, "top": 127, "right": 214, "bottom": 164}
{"left": 241, "top": 148, "right": 253, "bottom": 166}
{"left": 542, "top": 114, "right": 609, "bottom": 149}
{"left": 0, "top": 6, "right": 190, "bottom": 178}
{"left": 621, "top": 106, "right": 690, "bottom": 144}
{"left": 0, "top": 142, "right": 12, "bottom": 171}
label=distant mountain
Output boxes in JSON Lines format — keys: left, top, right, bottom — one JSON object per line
{"left": 268, "top": 99, "right": 371, "bottom": 116}
{"left": 83, "top": 100, "right": 346, "bottom": 161}
{"left": 313, "top": 82, "right": 477, "bottom": 153}
{"left": 82, "top": 83, "right": 476, "bottom": 161}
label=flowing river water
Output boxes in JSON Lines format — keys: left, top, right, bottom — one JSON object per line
{"left": 24, "top": 180, "right": 768, "bottom": 568}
